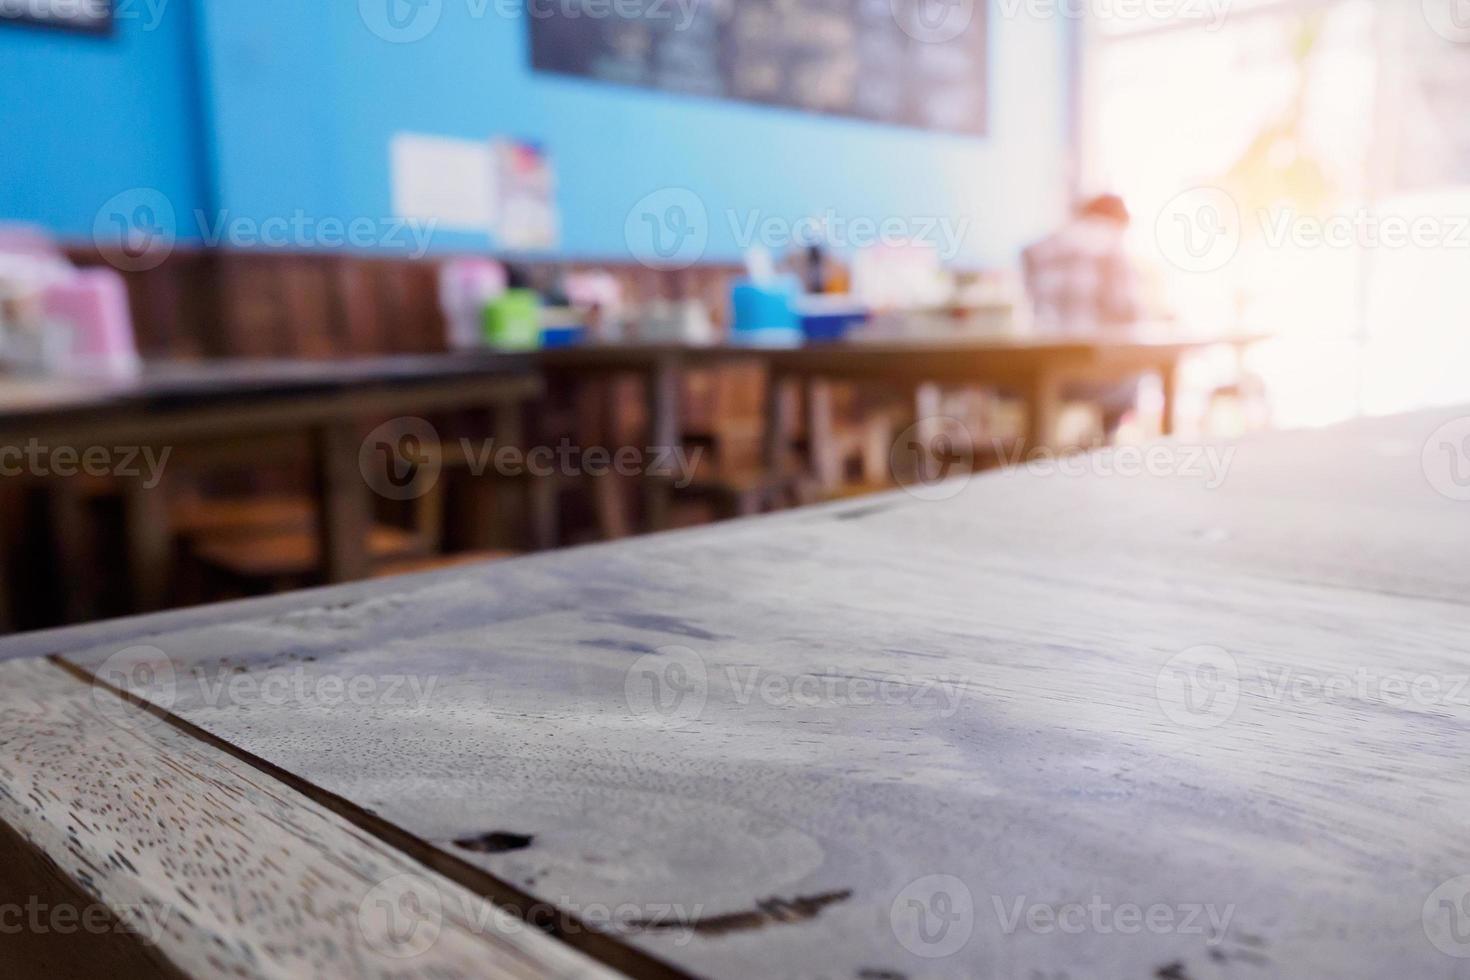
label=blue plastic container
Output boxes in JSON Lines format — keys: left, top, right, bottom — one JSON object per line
{"left": 730, "top": 277, "right": 801, "bottom": 335}
{"left": 540, "top": 325, "right": 585, "bottom": 348}
{"left": 796, "top": 297, "right": 868, "bottom": 343}
{"left": 800, "top": 311, "right": 865, "bottom": 342}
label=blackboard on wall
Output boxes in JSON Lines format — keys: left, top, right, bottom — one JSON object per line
{"left": 0, "top": 0, "right": 113, "bottom": 34}
{"left": 527, "top": 0, "right": 988, "bottom": 136}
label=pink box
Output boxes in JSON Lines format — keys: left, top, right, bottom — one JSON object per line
{"left": 39, "top": 267, "right": 140, "bottom": 378}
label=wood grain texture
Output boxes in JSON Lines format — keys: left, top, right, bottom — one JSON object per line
{"left": 0, "top": 811, "right": 184, "bottom": 980}
{"left": 0, "top": 658, "right": 620, "bottom": 980}
{"left": 11, "top": 405, "right": 1470, "bottom": 978}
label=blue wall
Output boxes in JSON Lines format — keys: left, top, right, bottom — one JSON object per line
{"left": 3, "top": 0, "right": 1073, "bottom": 265}
{"left": 0, "top": 3, "right": 208, "bottom": 238}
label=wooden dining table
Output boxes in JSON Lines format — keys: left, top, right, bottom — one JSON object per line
{"left": 766, "top": 333, "right": 1239, "bottom": 435}
{"left": 0, "top": 354, "right": 541, "bottom": 618}
{"left": 542, "top": 331, "right": 1259, "bottom": 515}
{"left": 2, "top": 402, "right": 1466, "bottom": 979}
{"left": 542, "top": 331, "right": 1251, "bottom": 447}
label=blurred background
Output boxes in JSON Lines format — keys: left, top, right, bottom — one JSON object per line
{"left": 2, "top": 0, "right": 1467, "bottom": 632}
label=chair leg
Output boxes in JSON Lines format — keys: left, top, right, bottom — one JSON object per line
{"left": 593, "top": 474, "right": 633, "bottom": 541}
{"left": 123, "top": 474, "right": 173, "bottom": 614}
{"left": 861, "top": 415, "right": 894, "bottom": 487}
{"left": 49, "top": 483, "right": 97, "bottom": 624}
{"left": 526, "top": 475, "right": 560, "bottom": 551}
{"left": 642, "top": 480, "right": 672, "bottom": 533}
{"left": 0, "top": 488, "right": 16, "bottom": 633}
{"left": 732, "top": 487, "right": 765, "bottom": 519}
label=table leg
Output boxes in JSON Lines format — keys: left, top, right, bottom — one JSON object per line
{"left": 763, "top": 371, "right": 796, "bottom": 471}
{"left": 48, "top": 483, "right": 101, "bottom": 623}
{"left": 1023, "top": 370, "right": 1063, "bottom": 456}
{"left": 643, "top": 359, "right": 681, "bottom": 533}
{"left": 806, "top": 379, "right": 841, "bottom": 495}
{"left": 123, "top": 471, "right": 172, "bottom": 613}
{"left": 1160, "top": 359, "right": 1180, "bottom": 437}
{"left": 312, "top": 422, "right": 371, "bottom": 583}
{"left": 484, "top": 400, "right": 526, "bottom": 550}
{"left": 913, "top": 382, "right": 945, "bottom": 484}
{"left": 586, "top": 378, "right": 633, "bottom": 542}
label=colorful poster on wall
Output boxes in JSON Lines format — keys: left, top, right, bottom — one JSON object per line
{"left": 1, "top": 0, "right": 113, "bottom": 34}
{"left": 493, "top": 139, "right": 560, "bottom": 253}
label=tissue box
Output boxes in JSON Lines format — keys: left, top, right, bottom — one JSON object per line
{"left": 40, "top": 267, "right": 140, "bottom": 378}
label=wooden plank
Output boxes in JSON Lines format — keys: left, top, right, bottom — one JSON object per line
{"left": 26, "top": 405, "right": 1470, "bottom": 978}
{"left": 0, "top": 812, "right": 184, "bottom": 980}
{"left": 0, "top": 657, "right": 623, "bottom": 980}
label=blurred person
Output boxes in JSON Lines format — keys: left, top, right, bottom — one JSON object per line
{"left": 1022, "top": 194, "right": 1144, "bottom": 438}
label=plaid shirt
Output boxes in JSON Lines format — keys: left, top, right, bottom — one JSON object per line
{"left": 1023, "top": 219, "right": 1142, "bottom": 334}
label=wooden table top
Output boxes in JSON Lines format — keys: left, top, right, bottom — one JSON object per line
{"left": 4, "top": 404, "right": 1466, "bottom": 979}
{"left": 0, "top": 331, "right": 1248, "bottom": 427}
{"left": 0, "top": 353, "right": 537, "bottom": 427}
{"left": 538, "top": 330, "right": 1259, "bottom": 370}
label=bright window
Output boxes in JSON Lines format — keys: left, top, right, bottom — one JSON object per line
{"left": 1085, "top": 0, "right": 1470, "bottom": 427}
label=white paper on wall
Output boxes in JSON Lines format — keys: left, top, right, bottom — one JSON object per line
{"left": 390, "top": 133, "right": 499, "bottom": 233}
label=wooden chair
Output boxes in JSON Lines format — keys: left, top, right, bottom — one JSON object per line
{"left": 179, "top": 415, "right": 537, "bottom": 597}
{"left": 180, "top": 494, "right": 520, "bottom": 596}
{"left": 658, "top": 363, "right": 803, "bottom": 524}
{"left": 764, "top": 376, "right": 914, "bottom": 504}
{"left": 181, "top": 489, "right": 438, "bottom": 596}
{"left": 177, "top": 422, "right": 437, "bottom": 596}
